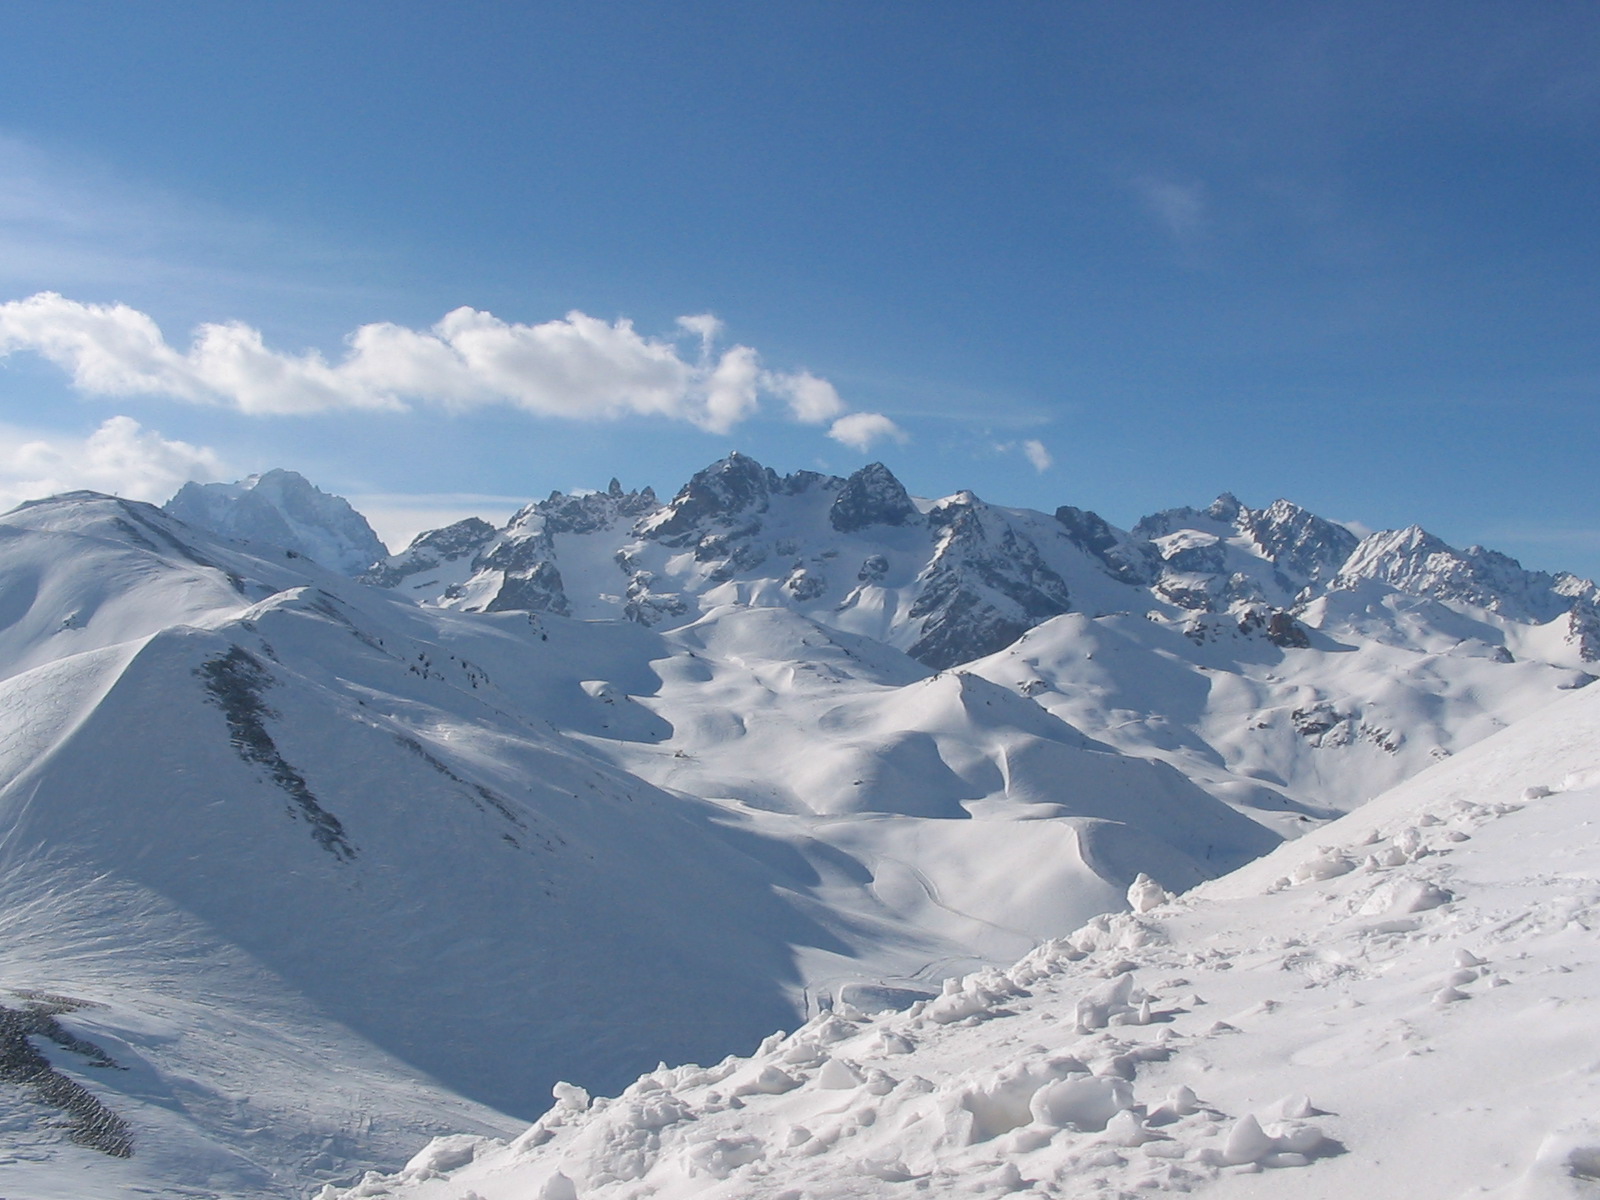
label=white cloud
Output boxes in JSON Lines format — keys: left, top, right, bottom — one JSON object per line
{"left": 766, "top": 370, "right": 846, "bottom": 424}
{"left": 828, "top": 411, "right": 907, "bottom": 452}
{"left": 990, "top": 438, "right": 1053, "bottom": 472}
{"left": 0, "top": 415, "right": 225, "bottom": 510}
{"left": 701, "top": 345, "right": 763, "bottom": 434}
{"left": 675, "top": 313, "right": 724, "bottom": 356}
{"left": 1022, "top": 438, "right": 1053, "bottom": 472}
{"left": 0, "top": 293, "right": 870, "bottom": 439}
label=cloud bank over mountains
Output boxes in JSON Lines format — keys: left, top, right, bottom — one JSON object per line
{"left": 0, "top": 292, "right": 903, "bottom": 447}
{"left": 0, "top": 415, "right": 223, "bottom": 511}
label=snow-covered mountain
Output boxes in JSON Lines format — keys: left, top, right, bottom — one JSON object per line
{"left": 166, "top": 468, "right": 388, "bottom": 575}
{"left": 367, "top": 454, "right": 1595, "bottom": 823}
{"left": 368, "top": 454, "right": 1597, "bottom": 674}
{"left": 0, "top": 459, "right": 1592, "bottom": 1198}
{"left": 331, "top": 657, "right": 1600, "bottom": 1200}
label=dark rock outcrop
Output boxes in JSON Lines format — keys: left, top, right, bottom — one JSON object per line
{"left": 829, "top": 463, "right": 918, "bottom": 533}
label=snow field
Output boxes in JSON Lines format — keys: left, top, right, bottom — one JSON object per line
{"left": 339, "top": 681, "right": 1600, "bottom": 1199}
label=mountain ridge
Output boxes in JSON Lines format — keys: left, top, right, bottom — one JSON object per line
{"left": 349, "top": 455, "right": 1596, "bottom": 673}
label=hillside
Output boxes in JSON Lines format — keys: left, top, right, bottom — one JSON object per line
{"left": 335, "top": 666, "right": 1600, "bottom": 1200}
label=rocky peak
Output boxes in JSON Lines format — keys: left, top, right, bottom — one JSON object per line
{"left": 359, "top": 517, "right": 497, "bottom": 588}
{"left": 1239, "top": 499, "right": 1360, "bottom": 589}
{"left": 1555, "top": 573, "right": 1599, "bottom": 602}
{"left": 1054, "top": 505, "right": 1151, "bottom": 585}
{"left": 829, "top": 462, "right": 918, "bottom": 533}
{"left": 779, "top": 469, "right": 836, "bottom": 497}
{"left": 926, "top": 491, "right": 979, "bottom": 530}
{"left": 1206, "top": 492, "right": 1245, "bottom": 524}
{"left": 411, "top": 517, "right": 497, "bottom": 557}
{"left": 165, "top": 469, "right": 387, "bottom": 576}
{"left": 908, "top": 499, "right": 1073, "bottom": 669}
{"left": 1052, "top": 505, "right": 1118, "bottom": 559}
{"left": 1333, "top": 525, "right": 1575, "bottom": 623}
{"left": 536, "top": 483, "right": 659, "bottom": 536}
{"left": 638, "top": 452, "right": 778, "bottom": 544}
{"left": 1130, "top": 503, "right": 1229, "bottom": 542}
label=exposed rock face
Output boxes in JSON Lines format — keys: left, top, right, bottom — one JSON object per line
{"left": 1235, "top": 606, "right": 1313, "bottom": 649}
{"left": 1330, "top": 526, "right": 1589, "bottom": 624}
{"left": 1239, "top": 499, "right": 1359, "bottom": 591}
{"left": 361, "top": 481, "right": 662, "bottom": 616}
{"left": 829, "top": 462, "right": 918, "bottom": 533}
{"left": 857, "top": 554, "right": 889, "bottom": 583}
{"left": 1054, "top": 505, "right": 1150, "bottom": 585}
{"left": 1265, "top": 610, "right": 1312, "bottom": 649}
{"left": 908, "top": 494, "right": 1074, "bottom": 670}
{"left": 482, "top": 560, "right": 569, "bottom": 615}
{"left": 1567, "top": 599, "right": 1600, "bottom": 662}
{"left": 166, "top": 469, "right": 387, "bottom": 575}
{"left": 540, "top": 480, "right": 659, "bottom": 535}
{"left": 639, "top": 453, "right": 777, "bottom": 545}
{"left": 1131, "top": 499, "right": 1232, "bottom": 542}
{"left": 456, "top": 519, "right": 567, "bottom": 616}
{"left": 1130, "top": 495, "right": 1362, "bottom": 613}
{"left": 361, "top": 518, "right": 496, "bottom": 588}
{"left": 622, "top": 572, "right": 688, "bottom": 626}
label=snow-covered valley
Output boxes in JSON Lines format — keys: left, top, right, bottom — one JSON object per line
{"left": 0, "top": 458, "right": 1593, "bottom": 1198}
{"left": 344, "top": 663, "right": 1600, "bottom": 1200}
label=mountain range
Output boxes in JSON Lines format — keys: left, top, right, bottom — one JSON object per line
{"left": 0, "top": 456, "right": 1590, "bottom": 1197}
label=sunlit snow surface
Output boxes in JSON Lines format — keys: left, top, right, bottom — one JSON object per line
{"left": 335, "top": 680, "right": 1600, "bottom": 1200}
{"left": 0, "top": 494, "right": 1265, "bottom": 1195}
{"left": 0, "top": 484, "right": 1593, "bottom": 1198}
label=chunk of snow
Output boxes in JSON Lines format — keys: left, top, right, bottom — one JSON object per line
{"left": 1029, "top": 1075, "right": 1135, "bottom": 1132}
{"left": 1127, "top": 872, "right": 1169, "bottom": 914}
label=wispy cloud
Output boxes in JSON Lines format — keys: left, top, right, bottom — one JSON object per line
{"left": 1021, "top": 438, "right": 1053, "bottom": 473}
{"left": 1130, "top": 175, "right": 1208, "bottom": 245}
{"left": 990, "top": 438, "right": 1054, "bottom": 473}
{"left": 1475, "top": 525, "right": 1600, "bottom": 550}
{"left": 0, "top": 415, "right": 225, "bottom": 510}
{"left": 828, "top": 411, "right": 908, "bottom": 452}
{"left": 0, "top": 134, "right": 374, "bottom": 311}
{"left": 0, "top": 292, "right": 902, "bottom": 441}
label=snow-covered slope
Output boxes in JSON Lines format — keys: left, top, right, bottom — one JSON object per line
{"left": 0, "top": 491, "right": 1275, "bottom": 1196}
{"left": 166, "top": 469, "right": 388, "bottom": 575}
{"left": 966, "top": 598, "right": 1589, "bottom": 829}
{"left": 1, "top": 463, "right": 1592, "bottom": 1199}
{"left": 342, "top": 665, "right": 1600, "bottom": 1200}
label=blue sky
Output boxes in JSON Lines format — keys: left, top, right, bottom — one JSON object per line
{"left": 0, "top": 2, "right": 1595, "bottom": 576}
